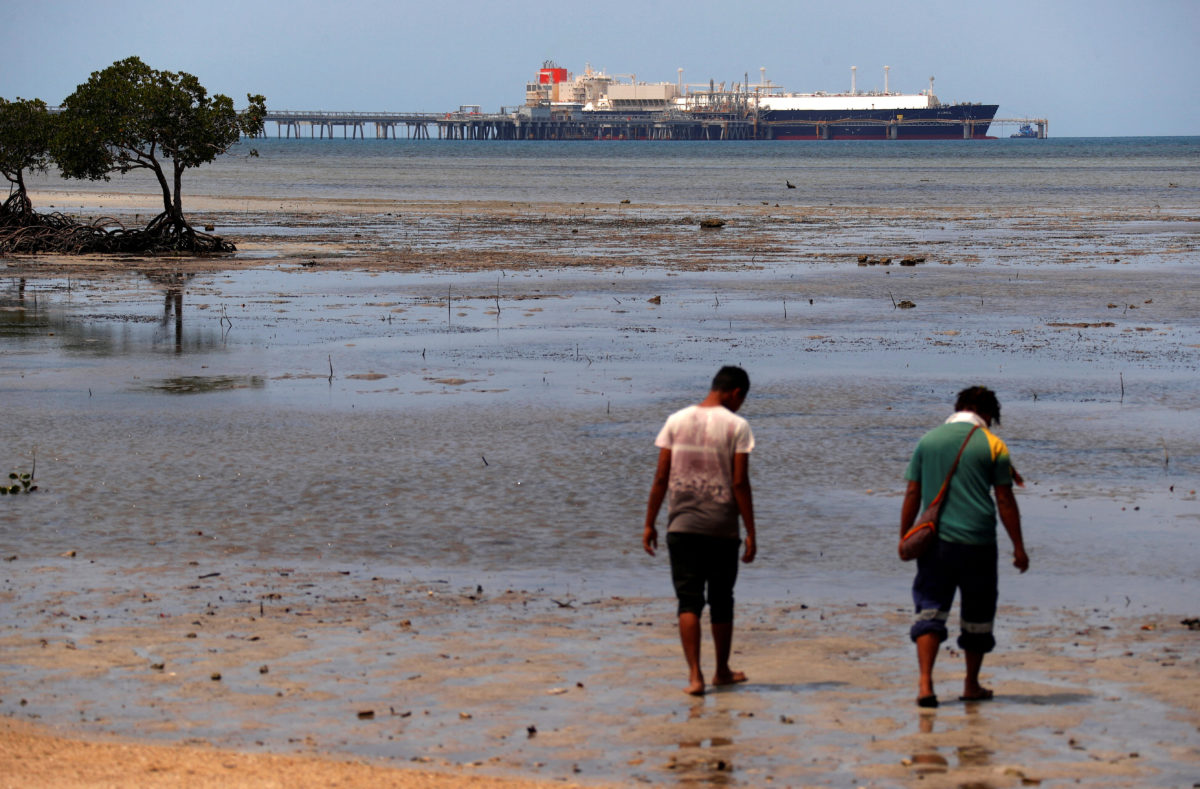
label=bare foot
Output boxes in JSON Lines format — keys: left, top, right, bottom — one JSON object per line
{"left": 960, "top": 686, "right": 994, "bottom": 702}
{"left": 684, "top": 678, "right": 705, "bottom": 696}
{"left": 711, "top": 669, "right": 747, "bottom": 687}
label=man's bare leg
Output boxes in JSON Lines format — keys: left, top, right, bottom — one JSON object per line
{"left": 678, "top": 612, "right": 705, "bottom": 696}
{"left": 961, "top": 649, "right": 992, "bottom": 700}
{"left": 916, "top": 632, "right": 940, "bottom": 704}
{"left": 710, "top": 621, "right": 747, "bottom": 686}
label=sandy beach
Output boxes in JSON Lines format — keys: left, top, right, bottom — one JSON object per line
{"left": 0, "top": 717, "right": 576, "bottom": 788}
{"left": 3, "top": 180, "right": 1200, "bottom": 787}
{"left": 2, "top": 560, "right": 1198, "bottom": 787}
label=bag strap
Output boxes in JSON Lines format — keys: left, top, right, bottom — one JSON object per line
{"left": 928, "top": 425, "right": 980, "bottom": 508}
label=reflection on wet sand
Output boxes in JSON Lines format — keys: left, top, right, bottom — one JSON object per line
{"left": 907, "top": 713, "right": 996, "bottom": 783}
{"left": 0, "top": 278, "right": 41, "bottom": 336}
{"left": 145, "top": 270, "right": 191, "bottom": 353}
{"left": 908, "top": 711, "right": 949, "bottom": 774}
{"left": 908, "top": 750, "right": 949, "bottom": 774}
{"left": 133, "top": 374, "right": 267, "bottom": 394}
{"left": 957, "top": 743, "right": 993, "bottom": 767}
{"left": 2, "top": 270, "right": 230, "bottom": 357}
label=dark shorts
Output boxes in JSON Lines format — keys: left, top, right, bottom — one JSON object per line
{"left": 667, "top": 532, "right": 740, "bottom": 624}
{"left": 910, "top": 539, "right": 998, "bottom": 654}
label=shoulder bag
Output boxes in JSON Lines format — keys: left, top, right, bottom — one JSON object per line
{"left": 898, "top": 425, "right": 979, "bottom": 561}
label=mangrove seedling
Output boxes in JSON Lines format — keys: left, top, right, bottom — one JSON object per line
{"left": 3, "top": 471, "right": 37, "bottom": 495}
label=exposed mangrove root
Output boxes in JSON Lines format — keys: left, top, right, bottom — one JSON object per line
{"left": 0, "top": 209, "right": 235, "bottom": 255}
{"left": 2, "top": 190, "right": 33, "bottom": 219}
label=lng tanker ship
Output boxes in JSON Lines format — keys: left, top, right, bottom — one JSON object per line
{"left": 524, "top": 63, "right": 998, "bottom": 140}
{"left": 754, "top": 71, "right": 998, "bottom": 140}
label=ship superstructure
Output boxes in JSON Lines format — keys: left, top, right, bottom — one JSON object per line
{"left": 527, "top": 62, "right": 681, "bottom": 112}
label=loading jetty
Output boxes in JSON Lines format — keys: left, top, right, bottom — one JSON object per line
{"left": 260, "top": 109, "right": 1047, "bottom": 141}
{"left": 262, "top": 108, "right": 760, "bottom": 141}
{"left": 259, "top": 62, "right": 1048, "bottom": 141}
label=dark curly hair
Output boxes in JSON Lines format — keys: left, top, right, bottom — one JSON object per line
{"left": 955, "top": 386, "right": 1001, "bottom": 426}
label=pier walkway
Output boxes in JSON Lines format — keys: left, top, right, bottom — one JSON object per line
{"left": 265, "top": 111, "right": 445, "bottom": 139}
{"left": 261, "top": 110, "right": 756, "bottom": 140}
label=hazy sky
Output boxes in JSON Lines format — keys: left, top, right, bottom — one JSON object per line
{"left": 3, "top": 0, "right": 1197, "bottom": 136}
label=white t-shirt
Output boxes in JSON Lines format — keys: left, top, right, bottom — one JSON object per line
{"left": 655, "top": 404, "right": 755, "bottom": 539}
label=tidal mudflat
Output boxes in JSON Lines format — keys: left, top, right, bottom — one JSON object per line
{"left": 2, "top": 191, "right": 1199, "bottom": 787}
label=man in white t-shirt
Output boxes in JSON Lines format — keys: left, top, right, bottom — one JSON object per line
{"left": 643, "top": 366, "right": 756, "bottom": 696}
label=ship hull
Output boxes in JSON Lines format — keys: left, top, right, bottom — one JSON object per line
{"left": 762, "top": 104, "right": 999, "bottom": 140}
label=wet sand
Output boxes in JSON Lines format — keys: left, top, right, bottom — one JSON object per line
{"left": 17, "top": 185, "right": 1200, "bottom": 277}
{"left": 2, "top": 561, "right": 1198, "bottom": 787}
{"left": 3, "top": 190, "right": 1200, "bottom": 787}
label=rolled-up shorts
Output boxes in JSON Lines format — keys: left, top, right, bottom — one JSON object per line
{"left": 667, "top": 531, "right": 740, "bottom": 624}
{"left": 910, "top": 539, "right": 998, "bottom": 654}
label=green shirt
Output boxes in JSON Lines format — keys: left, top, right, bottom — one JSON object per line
{"left": 904, "top": 420, "right": 1013, "bottom": 545}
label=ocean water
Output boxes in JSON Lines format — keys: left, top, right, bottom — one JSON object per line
{"left": 6, "top": 137, "right": 1200, "bottom": 614}
{"left": 26, "top": 135, "right": 1200, "bottom": 211}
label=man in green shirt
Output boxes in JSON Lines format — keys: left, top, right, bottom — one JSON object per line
{"left": 900, "top": 386, "right": 1029, "bottom": 708}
